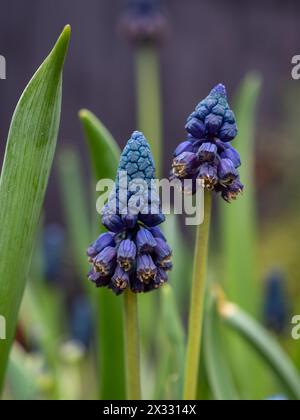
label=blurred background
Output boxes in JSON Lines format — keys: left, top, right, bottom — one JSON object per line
{"left": 0, "top": 0, "right": 300, "bottom": 400}
{"left": 1, "top": 1, "right": 300, "bottom": 219}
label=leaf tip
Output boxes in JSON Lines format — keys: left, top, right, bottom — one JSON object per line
{"left": 63, "top": 24, "right": 72, "bottom": 35}
{"left": 78, "top": 109, "right": 89, "bottom": 121}
{"left": 49, "top": 25, "right": 71, "bottom": 69}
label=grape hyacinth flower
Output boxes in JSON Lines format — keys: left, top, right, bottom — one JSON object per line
{"left": 120, "top": 0, "right": 168, "bottom": 46}
{"left": 171, "top": 84, "right": 243, "bottom": 202}
{"left": 263, "top": 269, "right": 289, "bottom": 335}
{"left": 87, "top": 131, "right": 172, "bottom": 295}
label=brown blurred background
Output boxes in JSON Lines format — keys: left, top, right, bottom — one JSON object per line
{"left": 0, "top": 0, "right": 300, "bottom": 224}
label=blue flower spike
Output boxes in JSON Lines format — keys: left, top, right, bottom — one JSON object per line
{"left": 87, "top": 131, "right": 172, "bottom": 295}
{"left": 172, "top": 83, "right": 243, "bottom": 202}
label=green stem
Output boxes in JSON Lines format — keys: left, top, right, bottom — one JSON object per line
{"left": 124, "top": 290, "right": 141, "bottom": 400}
{"left": 134, "top": 44, "right": 163, "bottom": 397}
{"left": 98, "top": 289, "right": 126, "bottom": 400}
{"left": 183, "top": 191, "right": 212, "bottom": 400}
{"left": 135, "top": 46, "right": 162, "bottom": 176}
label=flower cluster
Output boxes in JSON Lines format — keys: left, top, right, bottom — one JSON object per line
{"left": 120, "top": 0, "right": 168, "bottom": 46}
{"left": 87, "top": 131, "right": 172, "bottom": 295}
{"left": 171, "top": 84, "right": 243, "bottom": 202}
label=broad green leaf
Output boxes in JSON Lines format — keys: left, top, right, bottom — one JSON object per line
{"left": 204, "top": 296, "right": 239, "bottom": 400}
{"left": 219, "top": 299, "right": 300, "bottom": 400}
{"left": 0, "top": 26, "right": 71, "bottom": 390}
{"left": 79, "top": 110, "right": 126, "bottom": 400}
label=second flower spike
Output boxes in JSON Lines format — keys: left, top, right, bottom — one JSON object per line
{"left": 87, "top": 131, "right": 172, "bottom": 295}
{"left": 171, "top": 84, "right": 244, "bottom": 202}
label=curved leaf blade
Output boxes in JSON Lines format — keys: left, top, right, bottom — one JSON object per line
{"left": 204, "top": 296, "right": 239, "bottom": 400}
{"left": 219, "top": 300, "right": 300, "bottom": 400}
{"left": 79, "top": 110, "right": 126, "bottom": 400}
{"left": 79, "top": 109, "right": 120, "bottom": 181}
{"left": 0, "top": 26, "right": 71, "bottom": 390}
{"left": 7, "top": 345, "right": 39, "bottom": 400}
{"left": 58, "top": 148, "right": 91, "bottom": 280}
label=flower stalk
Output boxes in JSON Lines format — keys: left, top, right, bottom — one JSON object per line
{"left": 183, "top": 190, "right": 212, "bottom": 400}
{"left": 135, "top": 46, "right": 162, "bottom": 176}
{"left": 124, "top": 290, "right": 142, "bottom": 400}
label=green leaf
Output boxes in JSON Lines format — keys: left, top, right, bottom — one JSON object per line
{"left": 221, "top": 72, "right": 262, "bottom": 314}
{"left": 0, "top": 26, "right": 71, "bottom": 390}
{"left": 135, "top": 47, "right": 163, "bottom": 176}
{"left": 7, "top": 345, "right": 39, "bottom": 401}
{"left": 220, "top": 74, "right": 272, "bottom": 399}
{"left": 22, "top": 283, "right": 64, "bottom": 399}
{"left": 79, "top": 109, "right": 120, "bottom": 182}
{"left": 155, "top": 284, "right": 185, "bottom": 399}
{"left": 204, "top": 296, "right": 239, "bottom": 400}
{"left": 219, "top": 299, "right": 300, "bottom": 400}
{"left": 162, "top": 214, "right": 193, "bottom": 310}
{"left": 79, "top": 110, "right": 126, "bottom": 400}
{"left": 58, "top": 148, "right": 92, "bottom": 280}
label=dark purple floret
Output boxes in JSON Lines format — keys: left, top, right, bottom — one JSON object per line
{"left": 130, "top": 277, "right": 145, "bottom": 294}
{"left": 173, "top": 140, "right": 195, "bottom": 158}
{"left": 172, "top": 152, "right": 199, "bottom": 178}
{"left": 88, "top": 269, "right": 110, "bottom": 288}
{"left": 136, "top": 227, "right": 157, "bottom": 253}
{"left": 198, "top": 142, "right": 218, "bottom": 162}
{"left": 220, "top": 177, "right": 244, "bottom": 203}
{"left": 149, "top": 226, "right": 166, "bottom": 241}
{"left": 137, "top": 254, "right": 157, "bottom": 284}
{"left": 220, "top": 145, "right": 241, "bottom": 168}
{"left": 122, "top": 213, "right": 138, "bottom": 229}
{"left": 154, "top": 238, "right": 172, "bottom": 265}
{"left": 102, "top": 213, "right": 125, "bottom": 233}
{"left": 224, "top": 109, "right": 235, "bottom": 123}
{"left": 212, "top": 104, "right": 226, "bottom": 116}
{"left": 218, "top": 122, "right": 238, "bottom": 142}
{"left": 117, "top": 239, "right": 137, "bottom": 272}
{"left": 111, "top": 266, "right": 130, "bottom": 294}
{"left": 185, "top": 117, "right": 206, "bottom": 138}
{"left": 199, "top": 163, "right": 218, "bottom": 190}
{"left": 205, "top": 114, "right": 223, "bottom": 136}
{"left": 154, "top": 268, "right": 168, "bottom": 287}
{"left": 87, "top": 232, "right": 115, "bottom": 261}
{"left": 94, "top": 246, "right": 117, "bottom": 276}
{"left": 195, "top": 105, "right": 210, "bottom": 120}
{"left": 160, "top": 260, "right": 173, "bottom": 271}
{"left": 213, "top": 83, "right": 227, "bottom": 96}
{"left": 139, "top": 212, "right": 165, "bottom": 227}
{"left": 218, "top": 158, "right": 238, "bottom": 185}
